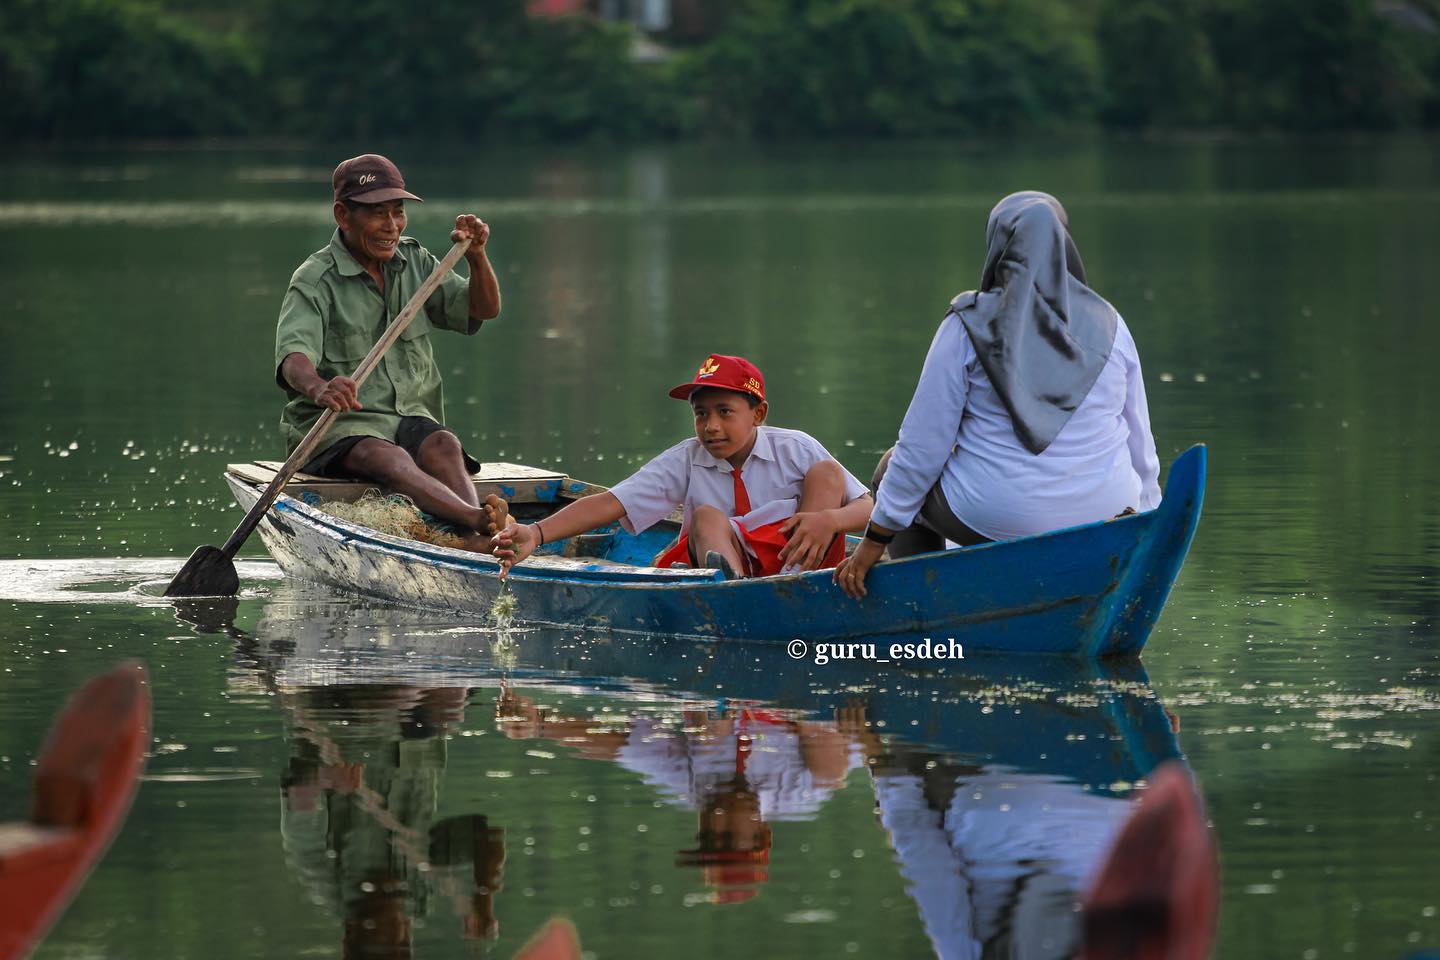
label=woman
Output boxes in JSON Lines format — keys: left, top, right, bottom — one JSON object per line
{"left": 835, "top": 192, "right": 1160, "bottom": 599}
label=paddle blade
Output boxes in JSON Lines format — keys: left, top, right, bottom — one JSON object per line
{"left": 164, "top": 545, "right": 239, "bottom": 598}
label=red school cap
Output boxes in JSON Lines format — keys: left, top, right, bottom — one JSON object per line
{"left": 668, "top": 354, "right": 766, "bottom": 403}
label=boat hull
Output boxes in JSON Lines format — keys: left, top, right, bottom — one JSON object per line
{"left": 225, "top": 445, "right": 1206, "bottom": 657}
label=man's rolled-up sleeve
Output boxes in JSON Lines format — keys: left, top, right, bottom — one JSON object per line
{"left": 275, "top": 281, "right": 325, "bottom": 389}
{"left": 420, "top": 246, "right": 477, "bottom": 334}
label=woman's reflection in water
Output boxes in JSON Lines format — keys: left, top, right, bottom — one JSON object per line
{"left": 844, "top": 710, "right": 1134, "bottom": 958}
{"left": 278, "top": 685, "right": 505, "bottom": 959}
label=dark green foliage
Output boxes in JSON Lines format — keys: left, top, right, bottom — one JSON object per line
{"left": 1097, "top": 0, "right": 1218, "bottom": 127}
{"left": 1204, "top": 0, "right": 1433, "bottom": 129}
{"left": 0, "top": 0, "right": 256, "bottom": 139}
{"left": 255, "top": 0, "right": 680, "bottom": 141}
{"left": 686, "top": 0, "right": 1098, "bottom": 137}
{"left": 259, "top": 0, "right": 500, "bottom": 140}
{"left": 482, "top": 14, "right": 686, "bottom": 140}
{"left": 3, "top": 0, "right": 1440, "bottom": 142}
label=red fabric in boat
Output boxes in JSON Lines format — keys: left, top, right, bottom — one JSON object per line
{"left": 655, "top": 521, "right": 844, "bottom": 577}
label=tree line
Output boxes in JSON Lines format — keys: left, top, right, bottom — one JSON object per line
{"left": 3, "top": 0, "right": 1438, "bottom": 142}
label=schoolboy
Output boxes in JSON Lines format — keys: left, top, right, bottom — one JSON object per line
{"left": 494, "top": 355, "right": 873, "bottom": 578}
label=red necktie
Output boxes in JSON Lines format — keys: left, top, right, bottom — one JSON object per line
{"left": 735, "top": 710, "right": 752, "bottom": 778}
{"left": 732, "top": 466, "right": 752, "bottom": 516}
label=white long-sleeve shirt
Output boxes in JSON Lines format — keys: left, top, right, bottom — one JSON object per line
{"left": 871, "top": 312, "right": 1160, "bottom": 541}
{"left": 872, "top": 769, "right": 1132, "bottom": 959}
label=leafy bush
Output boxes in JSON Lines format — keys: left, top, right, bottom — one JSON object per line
{"left": 0, "top": 0, "right": 256, "bottom": 139}
{"left": 261, "top": 0, "right": 681, "bottom": 141}
{"left": 3, "top": 0, "right": 1439, "bottom": 142}
{"left": 686, "top": 0, "right": 1099, "bottom": 137}
{"left": 1205, "top": 0, "right": 1433, "bottom": 129}
{"left": 1097, "top": 0, "right": 1218, "bottom": 128}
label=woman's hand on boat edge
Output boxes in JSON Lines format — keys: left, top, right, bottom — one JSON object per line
{"left": 493, "top": 522, "right": 537, "bottom": 575}
{"left": 834, "top": 538, "right": 885, "bottom": 599}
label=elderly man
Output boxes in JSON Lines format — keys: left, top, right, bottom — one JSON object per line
{"left": 275, "top": 154, "right": 506, "bottom": 548}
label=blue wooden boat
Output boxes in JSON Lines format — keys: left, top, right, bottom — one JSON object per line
{"left": 223, "top": 444, "right": 1205, "bottom": 657}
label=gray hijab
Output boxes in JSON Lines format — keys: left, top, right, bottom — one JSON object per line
{"left": 951, "top": 192, "right": 1118, "bottom": 455}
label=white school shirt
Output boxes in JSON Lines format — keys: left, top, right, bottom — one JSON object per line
{"left": 871, "top": 312, "right": 1161, "bottom": 542}
{"left": 614, "top": 715, "right": 864, "bottom": 822}
{"left": 610, "top": 425, "right": 869, "bottom": 539}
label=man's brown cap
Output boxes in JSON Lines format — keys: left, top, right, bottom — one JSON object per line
{"left": 332, "top": 154, "right": 423, "bottom": 205}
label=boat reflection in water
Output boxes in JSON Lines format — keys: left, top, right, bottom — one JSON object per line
{"left": 203, "top": 583, "right": 1192, "bottom": 959}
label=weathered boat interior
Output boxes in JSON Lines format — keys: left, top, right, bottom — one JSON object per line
{"left": 226, "top": 460, "right": 683, "bottom": 566}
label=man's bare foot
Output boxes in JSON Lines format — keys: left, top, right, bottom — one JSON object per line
{"left": 480, "top": 493, "right": 510, "bottom": 537}
{"left": 456, "top": 531, "right": 495, "bottom": 553}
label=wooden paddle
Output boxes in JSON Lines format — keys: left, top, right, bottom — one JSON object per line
{"left": 165, "top": 237, "right": 473, "bottom": 597}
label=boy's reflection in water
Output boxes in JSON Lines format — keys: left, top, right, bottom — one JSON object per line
{"left": 278, "top": 685, "right": 505, "bottom": 959}
{"left": 677, "top": 779, "right": 771, "bottom": 905}
{"left": 497, "top": 687, "right": 864, "bottom": 904}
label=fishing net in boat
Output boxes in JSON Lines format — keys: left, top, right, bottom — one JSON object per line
{"left": 316, "top": 490, "right": 520, "bottom": 627}
{"left": 315, "top": 489, "right": 466, "bottom": 549}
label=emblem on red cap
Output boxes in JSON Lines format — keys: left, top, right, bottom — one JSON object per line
{"left": 668, "top": 354, "right": 766, "bottom": 402}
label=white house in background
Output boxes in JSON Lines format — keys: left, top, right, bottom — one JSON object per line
{"left": 527, "top": 0, "right": 719, "bottom": 42}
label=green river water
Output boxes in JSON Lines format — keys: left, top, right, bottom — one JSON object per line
{"left": 0, "top": 138, "right": 1437, "bottom": 958}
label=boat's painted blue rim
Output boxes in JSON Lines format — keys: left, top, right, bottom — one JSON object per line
{"left": 235, "top": 442, "right": 1204, "bottom": 592}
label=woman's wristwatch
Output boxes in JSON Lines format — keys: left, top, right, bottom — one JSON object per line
{"left": 863, "top": 521, "right": 895, "bottom": 545}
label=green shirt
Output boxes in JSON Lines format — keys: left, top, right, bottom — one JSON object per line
{"left": 274, "top": 229, "right": 479, "bottom": 454}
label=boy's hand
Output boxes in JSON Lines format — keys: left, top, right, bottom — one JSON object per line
{"left": 778, "top": 510, "right": 840, "bottom": 571}
{"left": 493, "top": 521, "right": 539, "bottom": 574}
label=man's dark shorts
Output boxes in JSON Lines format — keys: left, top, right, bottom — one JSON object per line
{"left": 301, "top": 417, "right": 481, "bottom": 479}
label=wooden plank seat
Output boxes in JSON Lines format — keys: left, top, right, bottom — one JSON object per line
{"left": 227, "top": 461, "right": 582, "bottom": 507}
{"left": 224, "top": 460, "right": 681, "bottom": 552}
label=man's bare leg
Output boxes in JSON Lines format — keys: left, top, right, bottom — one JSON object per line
{"left": 413, "top": 430, "right": 510, "bottom": 539}
{"left": 341, "top": 439, "right": 506, "bottom": 548}
{"left": 415, "top": 430, "right": 480, "bottom": 506}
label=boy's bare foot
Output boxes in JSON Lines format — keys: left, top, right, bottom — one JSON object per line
{"left": 480, "top": 494, "right": 510, "bottom": 536}
{"left": 704, "top": 550, "right": 738, "bottom": 581}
